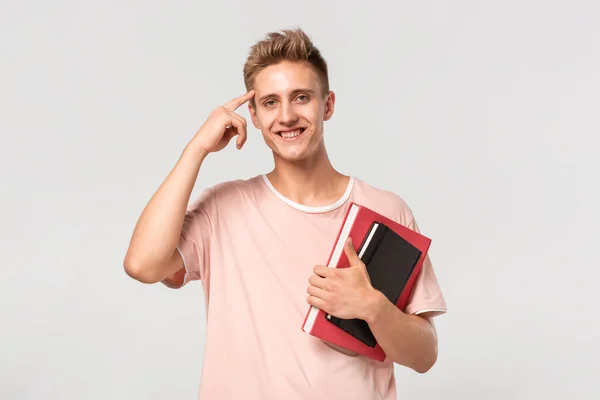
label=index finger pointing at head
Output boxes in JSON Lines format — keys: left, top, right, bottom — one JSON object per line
{"left": 224, "top": 90, "right": 255, "bottom": 111}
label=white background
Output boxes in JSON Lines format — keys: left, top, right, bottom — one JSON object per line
{"left": 1, "top": 0, "right": 599, "bottom": 398}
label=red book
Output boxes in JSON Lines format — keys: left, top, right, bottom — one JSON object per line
{"left": 301, "top": 201, "right": 432, "bottom": 362}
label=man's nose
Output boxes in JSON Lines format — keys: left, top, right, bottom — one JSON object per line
{"left": 278, "top": 102, "right": 298, "bottom": 125}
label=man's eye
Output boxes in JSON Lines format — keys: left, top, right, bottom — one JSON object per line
{"left": 297, "top": 95, "right": 308, "bottom": 101}
{"left": 265, "top": 100, "right": 276, "bottom": 107}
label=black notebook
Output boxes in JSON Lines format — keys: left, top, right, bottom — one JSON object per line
{"left": 326, "top": 221, "right": 423, "bottom": 347}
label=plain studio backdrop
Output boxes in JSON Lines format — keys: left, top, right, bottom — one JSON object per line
{"left": 1, "top": 0, "right": 599, "bottom": 399}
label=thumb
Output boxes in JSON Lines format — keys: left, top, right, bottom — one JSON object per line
{"left": 344, "top": 237, "right": 361, "bottom": 264}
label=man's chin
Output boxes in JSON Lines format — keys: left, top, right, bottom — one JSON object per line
{"left": 269, "top": 145, "right": 308, "bottom": 162}
{"left": 274, "top": 152, "right": 307, "bottom": 163}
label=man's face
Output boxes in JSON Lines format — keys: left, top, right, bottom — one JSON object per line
{"left": 249, "top": 61, "right": 335, "bottom": 162}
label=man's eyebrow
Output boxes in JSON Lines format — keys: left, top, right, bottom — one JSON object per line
{"left": 257, "top": 88, "right": 317, "bottom": 102}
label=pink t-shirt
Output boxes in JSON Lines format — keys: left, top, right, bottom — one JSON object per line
{"left": 164, "top": 174, "right": 447, "bottom": 399}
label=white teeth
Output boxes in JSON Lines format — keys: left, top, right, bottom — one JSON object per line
{"left": 279, "top": 129, "right": 303, "bottom": 138}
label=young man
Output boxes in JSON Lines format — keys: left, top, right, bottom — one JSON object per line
{"left": 124, "top": 28, "right": 447, "bottom": 400}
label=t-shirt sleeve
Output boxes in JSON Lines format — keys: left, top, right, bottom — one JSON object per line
{"left": 161, "top": 188, "right": 214, "bottom": 289}
{"left": 403, "top": 217, "right": 448, "bottom": 317}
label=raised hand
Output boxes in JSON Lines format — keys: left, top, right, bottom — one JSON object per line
{"left": 190, "top": 90, "right": 255, "bottom": 155}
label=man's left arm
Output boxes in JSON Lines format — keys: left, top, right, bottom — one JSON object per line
{"left": 307, "top": 237, "right": 442, "bottom": 373}
{"left": 363, "top": 290, "right": 438, "bottom": 373}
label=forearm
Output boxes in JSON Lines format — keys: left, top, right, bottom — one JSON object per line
{"left": 123, "top": 143, "right": 208, "bottom": 282}
{"left": 364, "top": 290, "right": 438, "bottom": 373}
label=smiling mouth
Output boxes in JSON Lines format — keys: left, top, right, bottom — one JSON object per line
{"left": 276, "top": 128, "right": 306, "bottom": 140}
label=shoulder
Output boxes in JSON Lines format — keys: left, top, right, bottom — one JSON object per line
{"left": 209, "top": 174, "right": 262, "bottom": 197}
{"left": 192, "top": 174, "right": 264, "bottom": 208}
{"left": 351, "top": 177, "right": 415, "bottom": 226}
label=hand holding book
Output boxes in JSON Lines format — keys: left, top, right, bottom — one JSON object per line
{"left": 301, "top": 202, "right": 432, "bottom": 361}
{"left": 306, "top": 237, "right": 384, "bottom": 322}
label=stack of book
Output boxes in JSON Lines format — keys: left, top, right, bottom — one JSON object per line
{"left": 301, "top": 202, "right": 432, "bottom": 362}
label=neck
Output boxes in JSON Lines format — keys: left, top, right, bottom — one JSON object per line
{"left": 266, "top": 145, "right": 350, "bottom": 207}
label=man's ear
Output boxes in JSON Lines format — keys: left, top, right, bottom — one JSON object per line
{"left": 248, "top": 102, "right": 261, "bottom": 129}
{"left": 323, "top": 91, "right": 335, "bottom": 121}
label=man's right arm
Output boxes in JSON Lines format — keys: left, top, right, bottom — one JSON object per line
{"left": 123, "top": 90, "right": 255, "bottom": 286}
{"left": 123, "top": 144, "right": 208, "bottom": 285}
